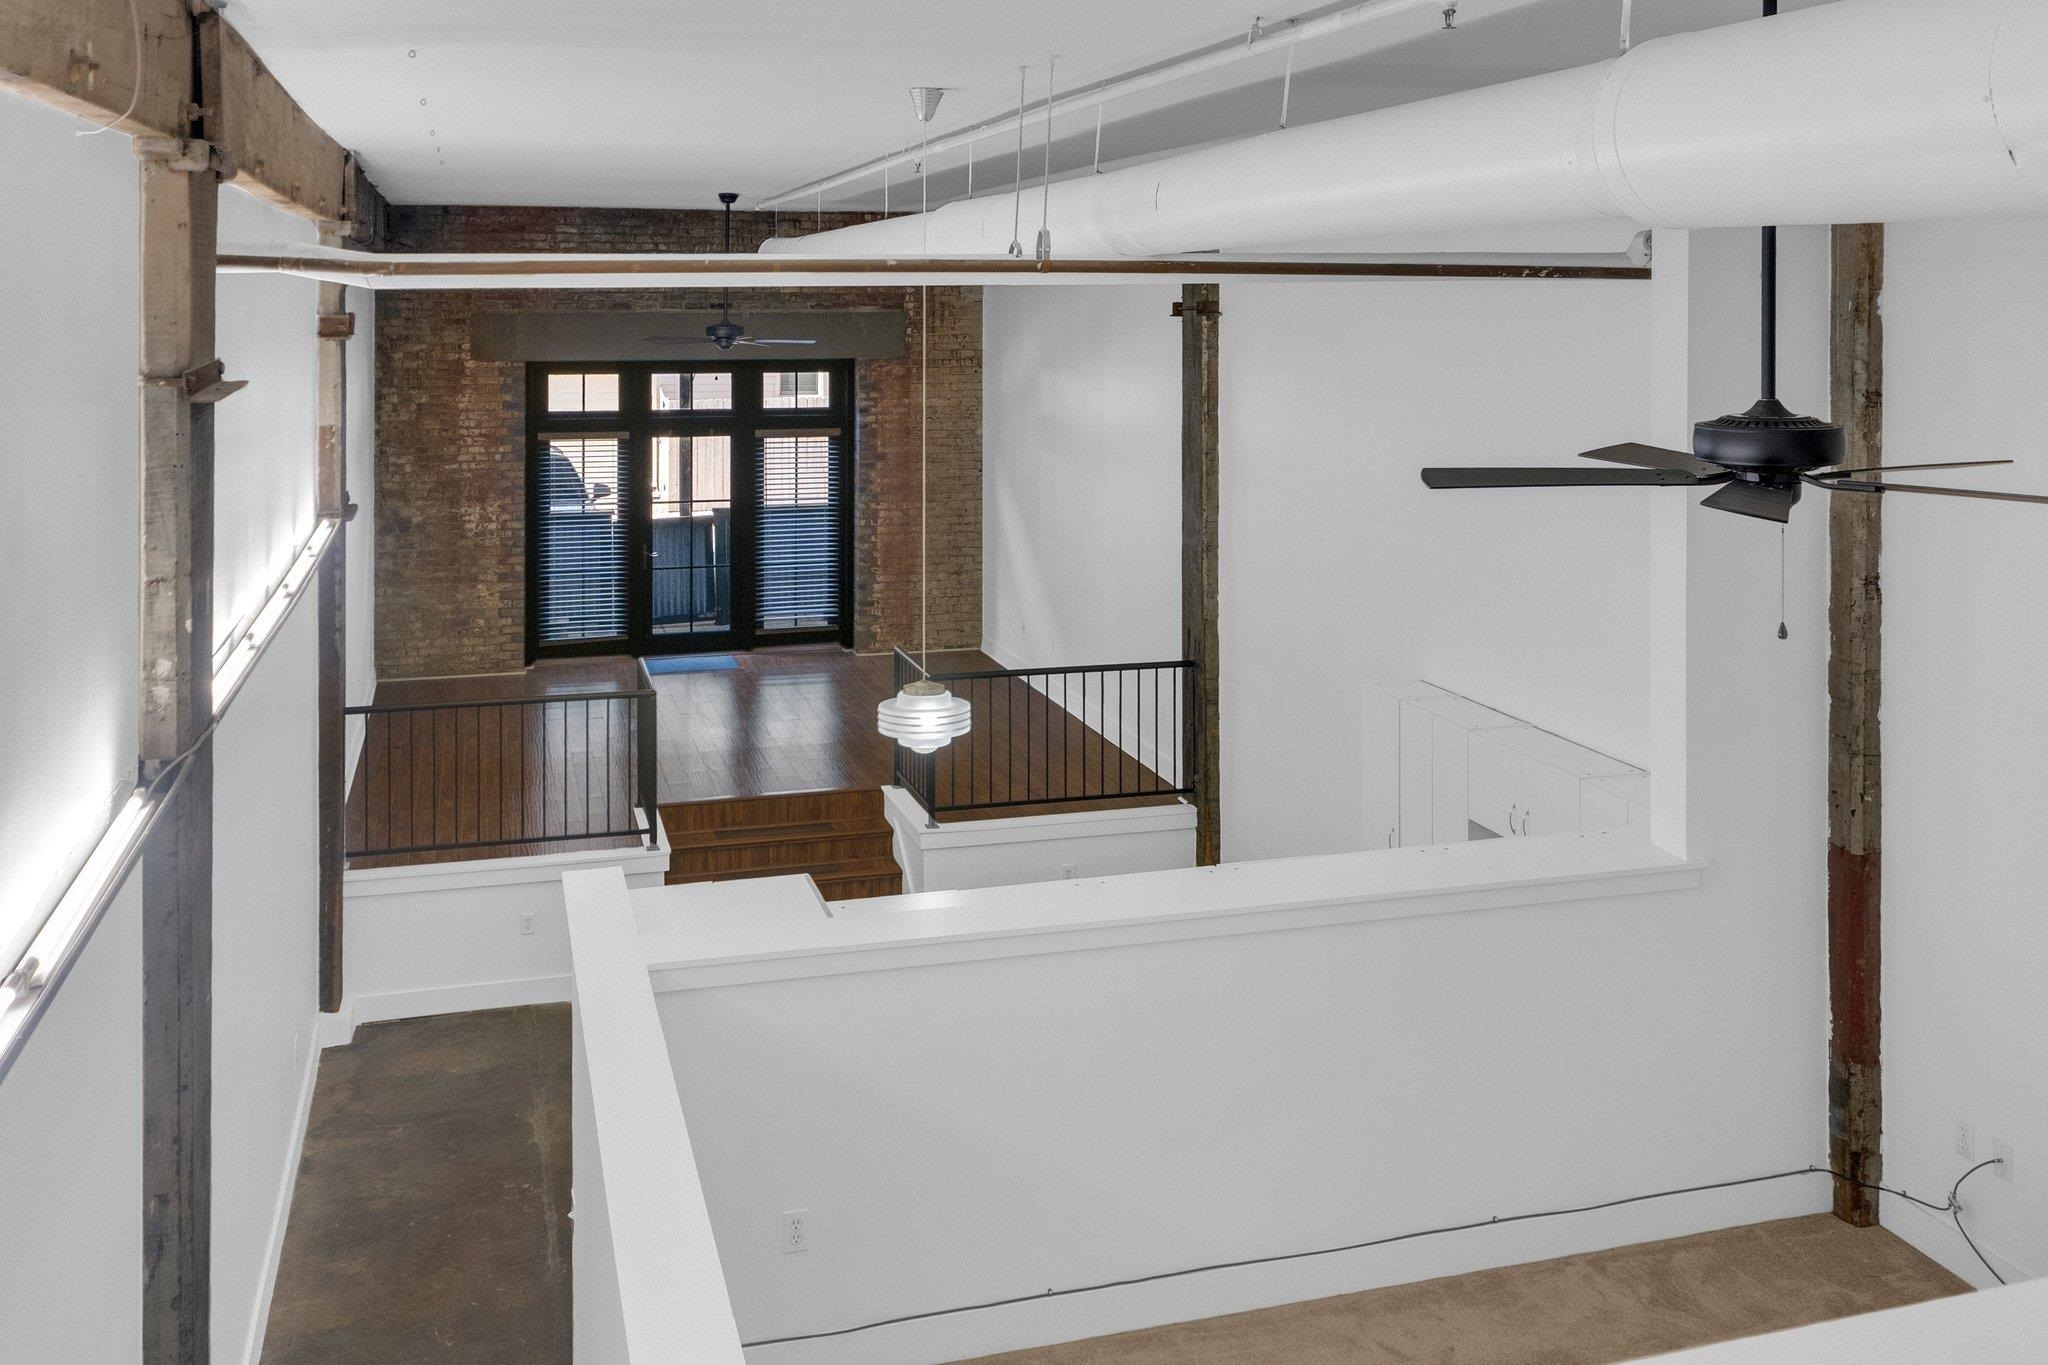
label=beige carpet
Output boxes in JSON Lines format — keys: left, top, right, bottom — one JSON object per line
{"left": 962, "top": 1214, "right": 1968, "bottom": 1365}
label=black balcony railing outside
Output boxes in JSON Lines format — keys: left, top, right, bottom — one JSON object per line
{"left": 892, "top": 648, "right": 1196, "bottom": 820}
{"left": 344, "top": 665, "right": 658, "bottom": 861}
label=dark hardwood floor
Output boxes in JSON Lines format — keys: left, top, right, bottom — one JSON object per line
{"left": 346, "top": 647, "right": 1182, "bottom": 868}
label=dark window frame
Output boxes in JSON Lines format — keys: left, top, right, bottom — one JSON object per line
{"left": 524, "top": 357, "right": 856, "bottom": 661}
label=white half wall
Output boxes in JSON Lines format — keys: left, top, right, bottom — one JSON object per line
{"left": 881, "top": 785, "right": 1195, "bottom": 893}
{"left": 1879, "top": 216, "right": 2048, "bottom": 1286}
{"left": 340, "top": 836, "right": 672, "bottom": 1030}
{"left": 640, "top": 834, "right": 1827, "bottom": 1365}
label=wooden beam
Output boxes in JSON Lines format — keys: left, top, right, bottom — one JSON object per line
{"left": 199, "top": 11, "right": 346, "bottom": 222}
{"left": 0, "top": 0, "right": 351, "bottom": 221}
{"left": 1181, "top": 284, "right": 1222, "bottom": 866}
{"left": 0, "top": 0, "right": 190, "bottom": 139}
{"left": 1827, "top": 222, "right": 1884, "bottom": 1227}
{"left": 137, "top": 106, "right": 222, "bottom": 1365}
{"left": 315, "top": 230, "right": 350, "bottom": 1014}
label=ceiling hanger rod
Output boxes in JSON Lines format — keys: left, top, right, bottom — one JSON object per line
{"left": 757, "top": 0, "right": 1450, "bottom": 209}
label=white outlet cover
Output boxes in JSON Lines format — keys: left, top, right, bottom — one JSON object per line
{"left": 782, "top": 1208, "right": 810, "bottom": 1253}
{"left": 1957, "top": 1120, "right": 1976, "bottom": 1161}
{"left": 1994, "top": 1139, "right": 2015, "bottom": 1184}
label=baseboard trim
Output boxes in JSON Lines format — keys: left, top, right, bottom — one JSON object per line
{"left": 240, "top": 1020, "right": 323, "bottom": 1365}
{"left": 1883, "top": 1193, "right": 2032, "bottom": 1289}
{"left": 315, "top": 1004, "right": 357, "bottom": 1051}
{"left": 344, "top": 974, "right": 574, "bottom": 1027}
{"left": 742, "top": 1174, "right": 1823, "bottom": 1364}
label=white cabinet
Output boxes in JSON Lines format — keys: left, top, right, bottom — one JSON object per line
{"left": 1367, "top": 681, "right": 1650, "bottom": 846}
{"left": 1580, "top": 772, "right": 1651, "bottom": 834}
{"left": 1361, "top": 684, "right": 1402, "bottom": 852}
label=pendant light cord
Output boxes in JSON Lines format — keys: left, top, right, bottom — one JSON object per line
{"left": 920, "top": 284, "right": 930, "bottom": 668}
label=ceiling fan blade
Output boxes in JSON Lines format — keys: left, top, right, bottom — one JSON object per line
{"left": 1816, "top": 459, "right": 2015, "bottom": 477}
{"left": 1827, "top": 478, "right": 2048, "bottom": 507}
{"left": 1422, "top": 466, "right": 1707, "bottom": 489}
{"left": 1700, "top": 480, "right": 1801, "bottom": 522}
{"left": 735, "top": 337, "right": 819, "bottom": 347}
{"left": 1578, "top": 442, "right": 1720, "bottom": 478}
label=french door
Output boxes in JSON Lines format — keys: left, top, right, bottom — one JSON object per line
{"left": 526, "top": 359, "right": 854, "bottom": 660}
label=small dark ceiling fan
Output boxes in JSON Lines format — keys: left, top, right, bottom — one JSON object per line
{"left": 1422, "top": 2, "right": 2048, "bottom": 524}
{"left": 645, "top": 191, "right": 817, "bottom": 351}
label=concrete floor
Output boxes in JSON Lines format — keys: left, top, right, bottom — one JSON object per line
{"left": 966, "top": 1214, "right": 1969, "bottom": 1365}
{"left": 262, "top": 1006, "right": 572, "bottom": 1363}
{"left": 263, "top": 1006, "right": 1967, "bottom": 1363}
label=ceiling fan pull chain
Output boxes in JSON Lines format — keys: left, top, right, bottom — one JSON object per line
{"left": 1778, "top": 525, "right": 1789, "bottom": 640}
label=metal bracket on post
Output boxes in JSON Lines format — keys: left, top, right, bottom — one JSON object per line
{"left": 317, "top": 312, "right": 357, "bottom": 340}
{"left": 1171, "top": 298, "right": 1221, "bottom": 319}
{"left": 132, "top": 136, "right": 237, "bottom": 180}
{"left": 147, "top": 360, "right": 246, "bottom": 405}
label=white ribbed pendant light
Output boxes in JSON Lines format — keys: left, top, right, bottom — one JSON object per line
{"left": 877, "top": 281, "right": 971, "bottom": 753}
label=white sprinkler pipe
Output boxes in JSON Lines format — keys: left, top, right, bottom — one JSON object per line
{"left": 762, "top": 0, "right": 2048, "bottom": 257}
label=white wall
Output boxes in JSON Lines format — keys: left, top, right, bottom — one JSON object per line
{"left": 0, "top": 91, "right": 141, "bottom": 973}
{"left": 216, "top": 190, "right": 321, "bottom": 660}
{"left": 0, "top": 89, "right": 147, "bottom": 1362}
{"left": 1221, "top": 278, "right": 1657, "bottom": 861}
{"left": 982, "top": 285, "right": 1182, "bottom": 669}
{"left": 980, "top": 276, "right": 1658, "bottom": 864}
{"left": 0, "top": 95, "right": 340, "bottom": 1361}
{"left": 1879, "top": 217, "right": 2048, "bottom": 1285}
{"left": 211, "top": 599, "right": 322, "bottom": 1362}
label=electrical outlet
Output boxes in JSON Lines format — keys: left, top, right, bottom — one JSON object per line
{"left": 519, "top": 913, "right": 536, "bottom": 937}
{"left": 1994, "top": 1139, "right": 2015, "bottom": 1184}
{"left": 1060, "top": 863, "right": 1076, "bottom": 879}
{"left": 1957, "top": 1120, "right": 1976, "bottom": 1161}
{"left": 781, "top": 1208, "right": 810, "bottom": 1253}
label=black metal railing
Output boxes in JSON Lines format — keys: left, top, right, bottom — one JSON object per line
{"left": 344, "top": 666, "right": 658, "bottom": 862}
{"left": 892, "top": 648, "right": 1196, "bottom": 820}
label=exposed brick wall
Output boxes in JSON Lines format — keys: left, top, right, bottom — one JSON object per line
{"left": 373, "top": 207, "right": 981, "bottom": 677}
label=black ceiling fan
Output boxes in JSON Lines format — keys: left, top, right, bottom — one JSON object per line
{"left": 1422, "top": 3, "right": 2048, "bottom": 524}
{"left": 645, "top": 191, "right": 817, "bottom": 351}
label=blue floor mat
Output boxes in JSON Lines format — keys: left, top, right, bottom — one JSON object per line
{"left": 645, "top": 653, "right": 740, "bottom": 675}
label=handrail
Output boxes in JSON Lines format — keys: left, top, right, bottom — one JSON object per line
{"left": 891, "top": 648, "right": 1197, "bottom": 820}
{"left": 344, "top": 687, "right": 654, "bottom": 717}
{"left": 344, "top": 673, "right": 661, "bottom": 864}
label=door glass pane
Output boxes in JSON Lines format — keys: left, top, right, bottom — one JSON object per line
{"left": 536, "top": 434, "right": 626, "bottom": 641}
{"left": 546, "top": 371, "right": 620, "bottom": 413}
{"left": 757, "top": 432, "right": 841, "bottom": 631}
{"left": 650, "top": 434, "right": 733, "bottom": 637}
{"left": 651, "top": 371, "right": 734, "bottom": 412}
{"left": 762, "top": 370, "right": 830, "bottom": 410}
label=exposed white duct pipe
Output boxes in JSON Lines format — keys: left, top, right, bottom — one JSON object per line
{"left": 754, "top": 0, "right": 1469, "bottom": 211}
{"left": 763, "top": 0, "right": 2048, "bottom": 258}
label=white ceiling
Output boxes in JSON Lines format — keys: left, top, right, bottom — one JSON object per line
{"left": 225, "top": 0, "right": 1834, "bottom": 211}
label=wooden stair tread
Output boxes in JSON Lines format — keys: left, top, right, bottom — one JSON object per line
{"left": 666, "top": 816, "right": 889, "bottom": 850}
{"left": 666, "top": 856, "right": 902, "bottom": 886}
{"left": 660, "top": 788, "right": 900, "bottom": 900}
